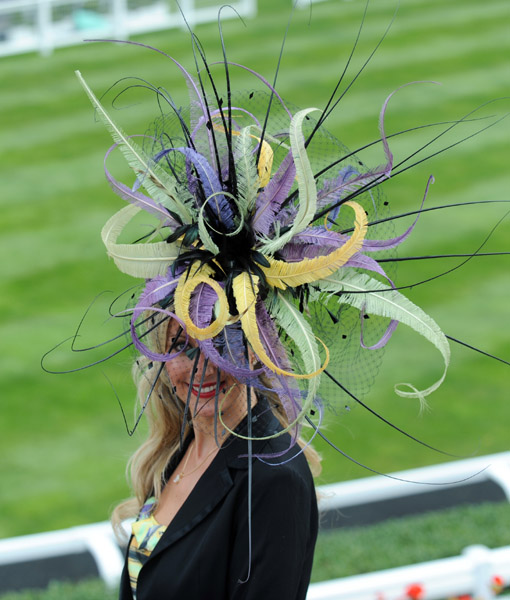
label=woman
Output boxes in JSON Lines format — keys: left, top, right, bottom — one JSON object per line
{"left": 113, "top": 316, "right": 321, "bottom": 600}
{"left": 74, "top": 16, "right": 482, "bottom": 598}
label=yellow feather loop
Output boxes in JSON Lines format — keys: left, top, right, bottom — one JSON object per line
{"left": 233, "top": 272, "right": 329, "bottom": 379}
{"left": 261, "top": 200, "right": 368, "bottom": 289}
{"left": 174, "top": 263, "right": 229, "bottom": 340}
{"left": 257, "top": 139, "right": 274, "bottom": 188}
{"left": 211, "top": 118, "right": 273, "bottom": 188}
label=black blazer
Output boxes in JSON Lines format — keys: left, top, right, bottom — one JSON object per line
{"left": 119, "top": 401, "right": 318, "bottom": 600}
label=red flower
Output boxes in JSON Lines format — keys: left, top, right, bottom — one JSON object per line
{"left": 492, "top": 574, "right": 504, "bottom": 592}
{"left": 405, "top": 583, "right": 425, "bottom": 600}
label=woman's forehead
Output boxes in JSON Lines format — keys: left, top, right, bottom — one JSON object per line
{"left": 167, "top": 319, "right": 184, "bottom": 339}
{"left": 166, "top": 320, "right": 198, "bottom": 346}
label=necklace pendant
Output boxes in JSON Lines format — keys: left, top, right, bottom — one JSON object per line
{"left": 173, "top": 473, "right": 182, "bottom": 484}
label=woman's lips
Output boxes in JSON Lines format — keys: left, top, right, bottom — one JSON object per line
{"left": 190, "top": 382, "right": 223, "bottom": 399}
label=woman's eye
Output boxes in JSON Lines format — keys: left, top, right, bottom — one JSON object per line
{"left": 171, "top": 338, "right": 186, "bottom": 352}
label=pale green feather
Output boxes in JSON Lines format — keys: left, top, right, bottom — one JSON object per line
{"left": 269, "top": 291, "right": 323, "bottom": 415}
{"left": 76, "top": 70, "right": 194, "bottom": 224}
{"left": 234, "top": 126, "right": 259, "bottom": 216}
{"left": 198, "top": 191, "right": 245, "bottom": 255}
{"left": 101, "top": 205, "right": 179, "bottom": 278}
{"left": 316, "top": 270, "right": 451, "bottom": 405}
{"left": 198, "top": 200, "right": 220, "bottom": 255}
{"left": 259, "top": 108, "right": 320, "bottom": 255}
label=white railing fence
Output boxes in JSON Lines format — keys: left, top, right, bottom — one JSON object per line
{"left": 308, "top": 545, "right": 510, "bottom": 600}
{"left": 0, "top": 525, "right": 509, "bottom": 599}
{"left": 318, "top": 451, "right": 510, "bottom": 515}
{"left": 1, "top": 452, "right": 510, "bottom": 597}
{"left": 0, "top": 521, "right": 124, "bottom": 589}
{"left": 0, "top": 0, "right": 257, "bottom": 57}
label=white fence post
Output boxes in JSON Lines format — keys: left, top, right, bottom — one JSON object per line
{"left": 37, "top": 0, "right": 52, "bottom": 56}
{"left": 463, "top": 545, "right": 496, "bottom": 600}
{"left": 112, "top": 0, "right": 128, "bottom": 39}
{"left": 241, "top": 0, "right": 257, "bottom": 18}
{"left": 0, "top": 0, "right": 258, "bottom": 57}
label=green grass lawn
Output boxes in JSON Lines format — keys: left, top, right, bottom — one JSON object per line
{"left": 1, "top": 0, "right": 509, "bottom": 540}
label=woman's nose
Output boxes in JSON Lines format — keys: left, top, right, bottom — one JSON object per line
{"left": 195, "top": 350, "right": 217, "bottom": 380}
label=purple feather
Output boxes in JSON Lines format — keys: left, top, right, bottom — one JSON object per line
{"left": 279, "top": 227, "right": 345, "bottom": 261}
{"left": 252, "top": 151, "right": 296, "bottom": 237}
{"left": 360, "top": 313, "right": 399, "bottom": 350}
{"left": 362, "top": 175, "right": 433, "bottom": 251}
{"left": 199, "top": 338, "right": 264, "bottom": 381}
{"left": 189, "top": 281, "right": 221, "bottom": 330}
{"left": 316, "top": 166, "right": 359, "bottom": 219}
{"left": 279, "top": 242, "right": 336, "bottom": 262}
{"left": 161, "top": 147, "right": 235, "bottom": 230}
{"left": 128, "top": 267, "right": 186, "bottom": 361}
{"left": 104, "top": 142, "right": 178, "bottom": 225}
{"left": 290, "top": 226, "right": 345, "bottom": 247}
{"left": 130, "top": 306, "right": 187, "bottom": 362}
{"left": 317, "top": 168, "right": 386, "bottom": 212}
{"left": 255, "top": 301, "right": 302, "bottom": 422}
{"left": 138, "top": 269, "right": 182, "bottom": 307}
{"left": 344, "top": 253, "right": 393, "bottom": 281}
{"left": 191, "top": 289, "right": 263, "bottom": 379}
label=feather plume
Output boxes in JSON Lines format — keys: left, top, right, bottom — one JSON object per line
{"left": 75, "top": 71, "right": 194, "bottom": 224}
{"left": 104, "top": 146, "right": 178, "bottom": 226}
{"left": 173, "top": 147, "right": 235, "bottom": 230}
{"left": 199, "top": 323, "right": 263, "bottom": 381}
{"left": 174, "top": 267, "right": 229, "bottom": 340}
{"left": 268, "top": 292, "right": 327, "bottom": 416}
{"left": 255, "top": 302, "right": 303, "bottom": 422}
{"left": 233, "top": 126, "right": 259, "bottom": 216}
{"left": 259, "top": 108, "right": 320, "bottom": 254}
{"left": 279, "top": 226, "right": 346, "bottom": 260}
{"left": 290, "top": 226, "right": 345, "bottom": 247}
{"left": 138, "top": 271, "right": 182, "bottom": 307}
{"left": 101, "top": 205, "right": 179, "bottom": 278}
{"left": 279, "top": 242, "right": 334, "bottom": 262}
{"left": 261, "top": 201, "right": 368, "bottom": 289}
{"left": 233, "top": 273, "right": 324, "bottom": 379}
{"left": 252, "top": 151, "right": 296, "bottom": 237}
{"left": 317, "top": 270, "right": 450, "bottom": 404}
{"left": 317, "top": 167, "right": 383, "bottom": 212}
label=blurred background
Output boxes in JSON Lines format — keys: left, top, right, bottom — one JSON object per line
{"left": 0, "top": 0, "right": 509, "bottom": 595}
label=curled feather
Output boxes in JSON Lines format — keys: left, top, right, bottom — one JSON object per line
{"left": 259, "top": 108, "right": 320, "bottom": 254}
{"left": 76, "top": 70, "right": 194, "bottom": 224}
{"left": 101, "top": 205, "right": 179, "bottom": 278}
{"left": 317, "top": 270, "right": 450, "bottom": 406}
{"left": 261, "top": 201, "right": 368, "bottom": 289}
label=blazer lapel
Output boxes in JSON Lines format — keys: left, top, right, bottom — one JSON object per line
{"left": 147, "top": 443, "right": 234, "bottom": 561}
{"left": 146, "top": 397, "right": 279, "bottom": 562}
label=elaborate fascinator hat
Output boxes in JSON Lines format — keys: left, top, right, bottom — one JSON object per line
{"left": 67, "top": 10, "right": 508, "bottom": 453}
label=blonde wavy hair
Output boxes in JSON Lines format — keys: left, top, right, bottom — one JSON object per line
{"left": 111, "top": 313, "right": 321, "bottom": 534}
